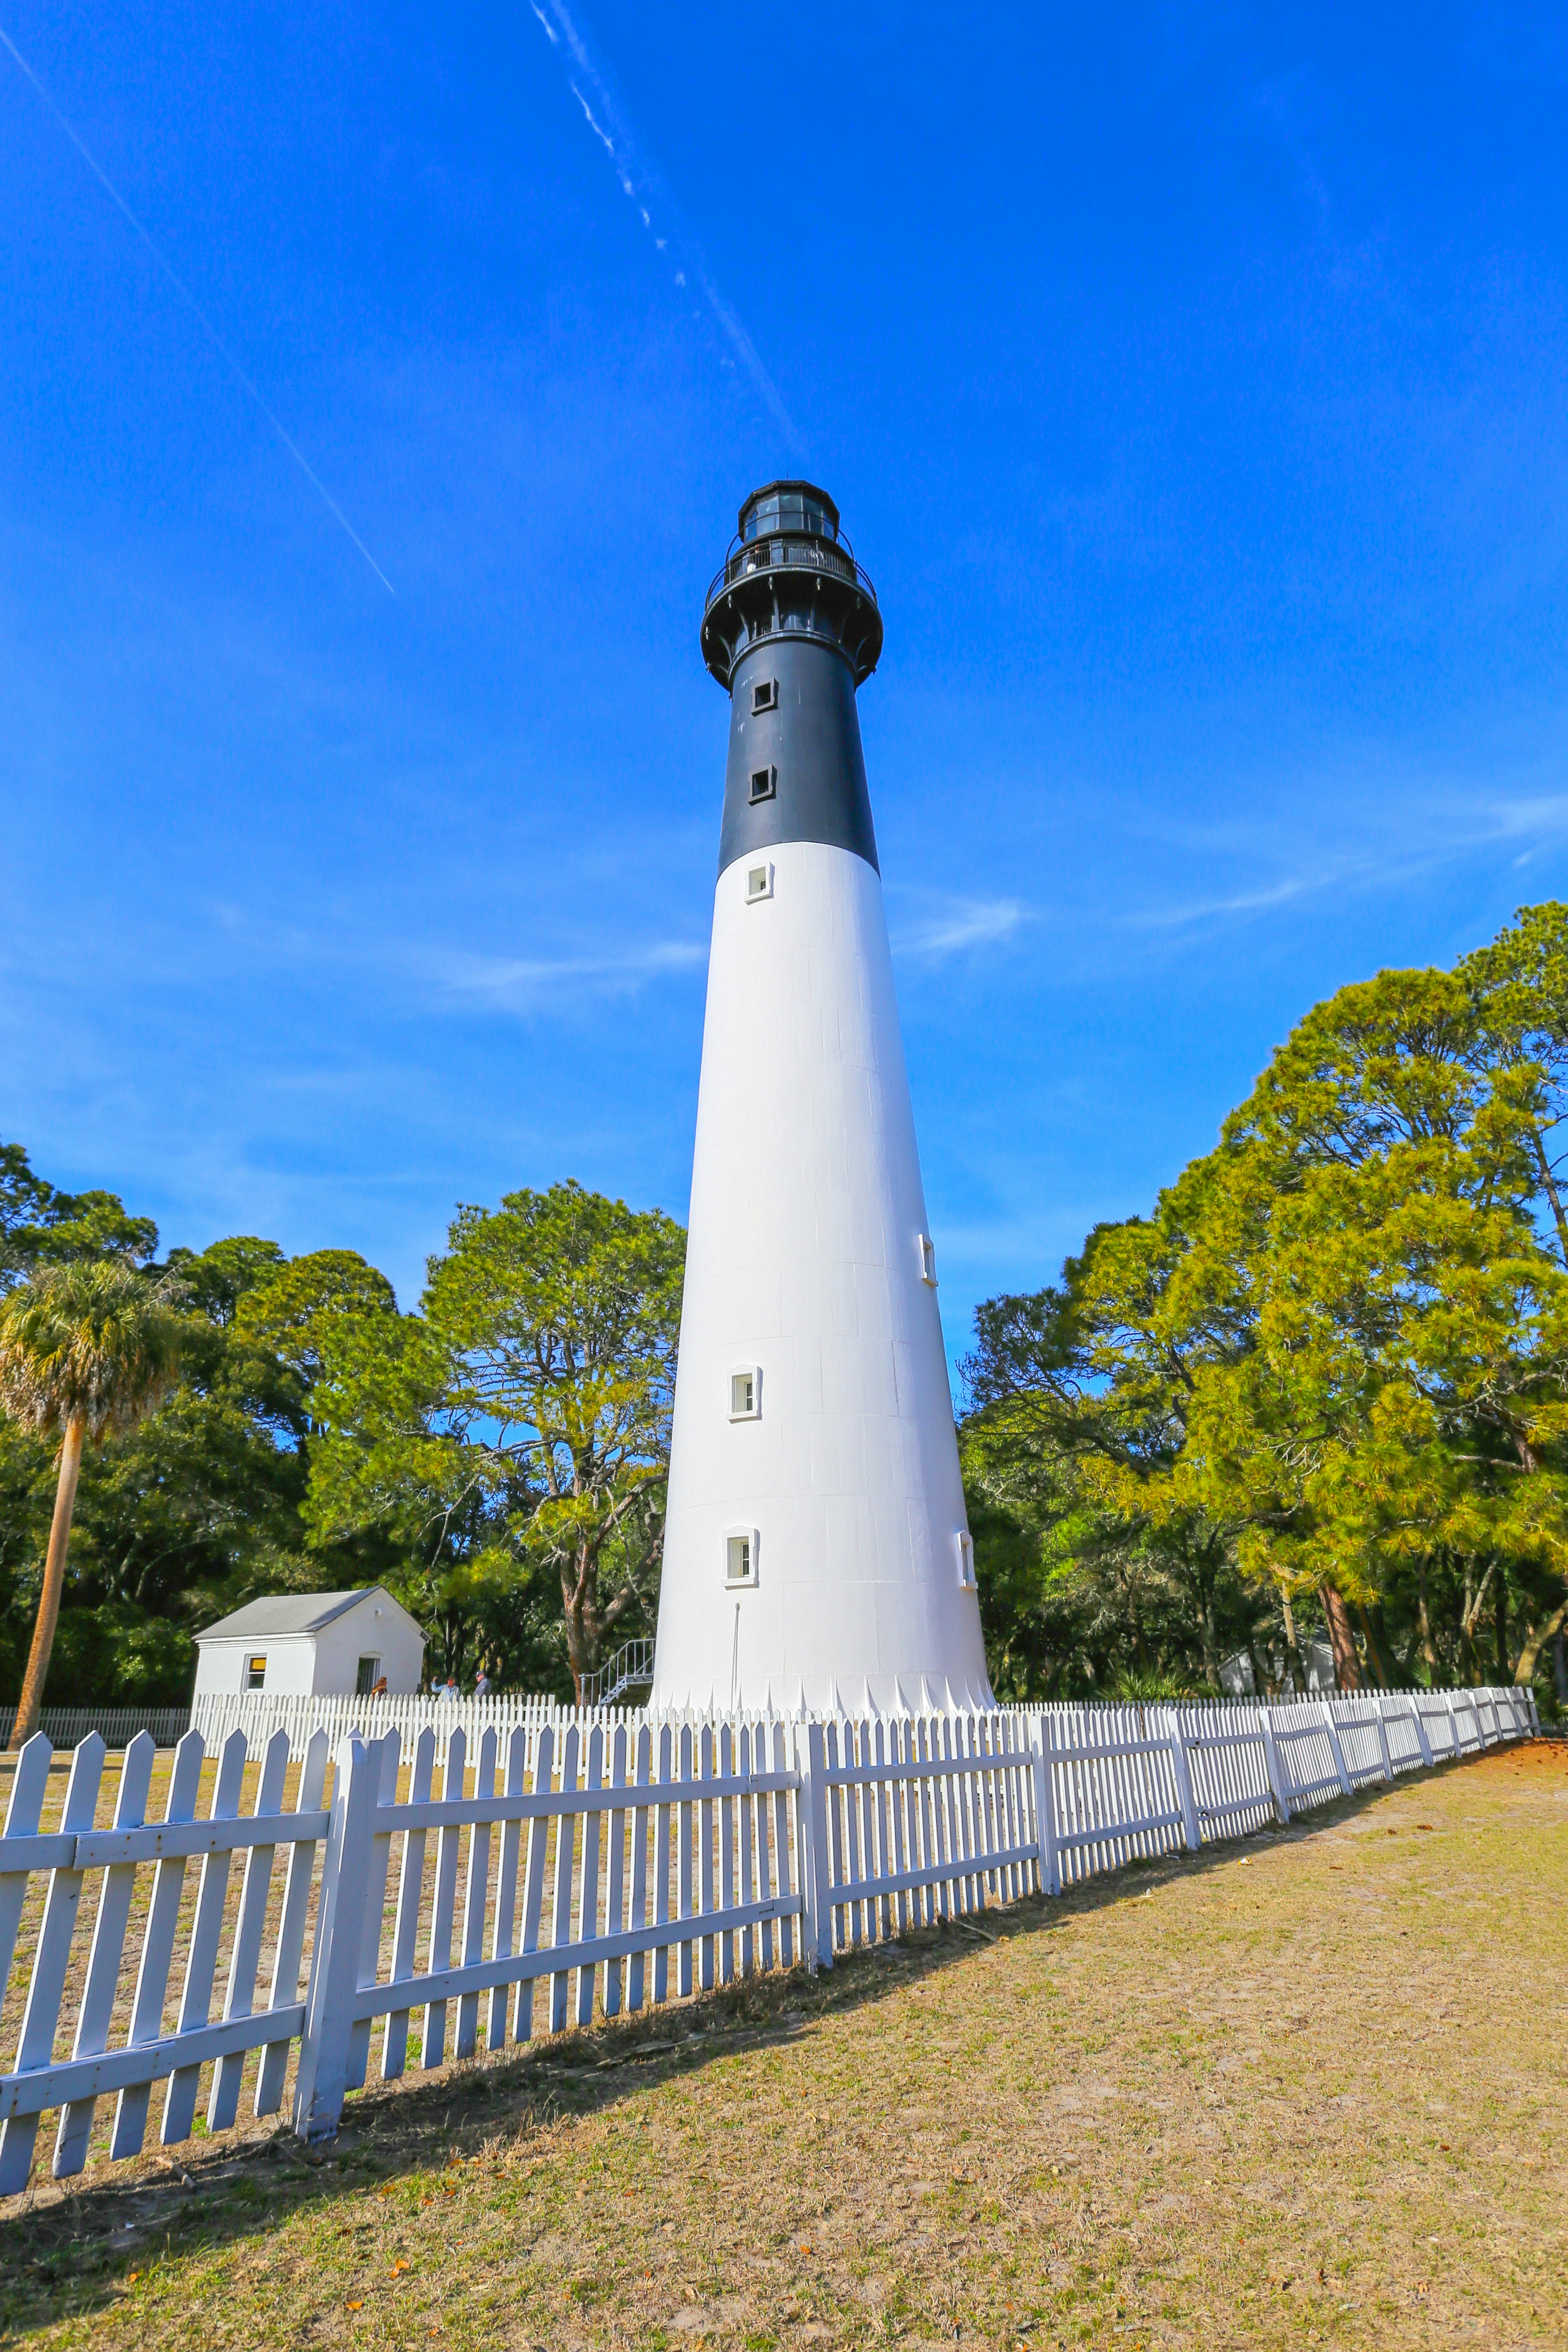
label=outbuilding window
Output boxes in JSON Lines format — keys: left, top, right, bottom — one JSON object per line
{"left": 245, "top": 1654, "right": 267, "bottom": 1690}
{"left": 356, "top": 1655, "right": 382, "bottom": 1696}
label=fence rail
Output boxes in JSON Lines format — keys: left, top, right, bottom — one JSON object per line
{"left": 0, "top": 1707, "right": 192, "bottom": 1751}
{"left": 0, "top": 1685, "right": 1537, "bottom": 2192}
{"left": 189, "top": 1690, "right": 640, "bottom": 1765}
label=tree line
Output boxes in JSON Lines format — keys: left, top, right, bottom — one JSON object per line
{"left": 4, "top": 903, "right": 1567, "bottom": 1729}
{"left": 961, "top": 903, "right": 1568, "bottom": 1706}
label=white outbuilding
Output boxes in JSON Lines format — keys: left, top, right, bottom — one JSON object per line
{"left": 191, "top": 1588, "right": 424, "bottom": 1698}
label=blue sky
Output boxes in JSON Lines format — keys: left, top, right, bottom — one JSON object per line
{"left": 2, "top": 1, "right": 1567, "bottom": 1381}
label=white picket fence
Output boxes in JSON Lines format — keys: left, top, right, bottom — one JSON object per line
{"left": 191, "top": 1690, "right": 638, "bottom": 1766}
{"left": 0, "top": 1685, "right": 1537, "bottom": 2192}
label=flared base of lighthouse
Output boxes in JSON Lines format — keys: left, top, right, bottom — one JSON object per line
{"left": 652, "top": 838, "right": 993, "bottom": 1720}
{"left": 651, "top": 1664, "right": 997, "bottom": 1721}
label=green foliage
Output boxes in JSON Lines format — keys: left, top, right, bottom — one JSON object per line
{"left": 963, "top": 903, "right": 1568, "bottom": 1699}
{"left": 0, "top": 1160, "right": 685, "bottom": 1707}
{"left": 1, "top": 1140, "right": 158, "bottom": 1282}
{"left": 0, "top": 1196, "right": 408, "bottom": 1705}
{"left": 292, "top": 1183, "right": 685, "bottom": 1697}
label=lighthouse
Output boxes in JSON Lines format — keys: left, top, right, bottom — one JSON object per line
{"left": 651, "top": 483, "right": 993, "bottom": 1717}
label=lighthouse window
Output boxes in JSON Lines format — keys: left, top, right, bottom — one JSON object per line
{"left": 918, "top": 1234, "right": 938, "bottom": 1286}
{"left": 746, "top": 863, "right": 773, "bottom": 902}
{"left": 955, "top": 1532, "right": 977, "bottom": 1589}
{"left": 729, "top": 1367, "right": 761, "bottom": 1419}
{"left": 725, "top": 1531, "right": 757, "bottom": 1588}
{"left": 749, "top": 765, "right": 777, "bottom": 804}
{"left": 751, "top": 678, "right": 778, "bottom": 714}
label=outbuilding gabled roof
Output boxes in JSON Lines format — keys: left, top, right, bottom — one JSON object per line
{"left": 194, "top": 1588, "right": 408, "bottom": 1644}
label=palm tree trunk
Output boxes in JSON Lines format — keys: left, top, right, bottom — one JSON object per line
{"left": 10, "top": 1412, "right": 85, "bottom": 1749}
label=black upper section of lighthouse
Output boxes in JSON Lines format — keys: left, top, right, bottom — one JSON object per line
{"left": 702, "top": 482, "right": 883, "bottom": 877}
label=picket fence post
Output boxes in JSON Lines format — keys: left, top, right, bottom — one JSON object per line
{"left": 797, "top": 1718, "right": 833, "bottom": 1971}
{"left": 1371, "top": 1701, "right": 1393, "bottom": 1784}
{"left": 1258, "top": 1707, "right": 1292, "bottom": 1824}
{"left": 292, "top": 1735, "right": 383, "bottom": 2143}
{"left": 1029, "top": 1714, "right": 1061, "bottom": 1895}
{"left": 1408, "top": 1699, "right": 1433, "bottom": 1768}
{"left": 1167, "top": 1710, "right": 1201, "bottom": 1852}
{"left": 0, "top": 1735, "right": 105, "bottom": 2194}
{"left": 1319, "top": 1702, "right": 1353, "bottom": 1797}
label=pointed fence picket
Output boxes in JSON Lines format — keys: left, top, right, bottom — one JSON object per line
{"left": 285, "top": 1708, "right": 806, "bottom": 2131}
{"left": 191, "top": 1690, "right": 649, "bottom": 1771}
{"left": 0, "top": 1724, "right": 332, "bottom": 2193}
{"left": 0, "top": 1684, "right": 1536, "bottom": 2186}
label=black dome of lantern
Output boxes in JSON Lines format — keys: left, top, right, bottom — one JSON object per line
{"left": 700, "top": 480, "right": 882, "bottom": 690}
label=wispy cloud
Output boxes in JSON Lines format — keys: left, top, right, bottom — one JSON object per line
{"left": 0, "top": 21, "right": 394, "bottom": 593}
{"left": 425, "top": 938, "right": 705, "bottom": 1012}
{"left": 1121, "top": 790, "right": 1568, "bottom": 936}
{"left": 894, "top": 897, "right": 1030, "bottom": 960}
{"left": 526, "top": 0, "right": 803, "bottom": 454}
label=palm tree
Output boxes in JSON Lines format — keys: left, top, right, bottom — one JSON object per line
{"left": 0, "top": 1262, "right": 183, "bottom": 1746}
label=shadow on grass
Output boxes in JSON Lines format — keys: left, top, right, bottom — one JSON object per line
{"left": 0, "top": 1753, "right": 1498, "bottom": 2340}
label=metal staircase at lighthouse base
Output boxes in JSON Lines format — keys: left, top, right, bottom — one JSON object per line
{"left": 579, "top": 1637, "right": 655, "bottom": 1709}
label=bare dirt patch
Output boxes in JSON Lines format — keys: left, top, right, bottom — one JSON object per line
{"left": 3, "top": 1740, "right": 1564, "bottom": 2350}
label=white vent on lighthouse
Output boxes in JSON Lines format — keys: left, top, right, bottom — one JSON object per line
{"left": 725, "top": 1529, "right": 759, "bottom": 1588}
{"left": 918, "top": 1234, "right": 938, "bottom": 1285}
{"left": 745, "top": 862, "right": 773, "bottom": 903}
{"left": 729, "top": 1367, "right": 761, "bottom": 1420}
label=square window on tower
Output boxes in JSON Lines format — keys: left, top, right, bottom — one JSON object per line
{"left": 749, "top": 765, "right": 777, "bottom": 804}
{"left": 725, "top": 1530, "right": 758, "bottom": 1588}
{"left": 752, "top": 678, "right": 778, "bottom": 714}
{"left": 729, "top": 1367, "right": 761, "bottom": 1419}
{"left": 746, "top": 863, "right": 774, "bottom": 902}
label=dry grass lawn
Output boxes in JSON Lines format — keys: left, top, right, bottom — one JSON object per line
{"left": 2, "top": 1737, "right": 1564, "bottom": 2352}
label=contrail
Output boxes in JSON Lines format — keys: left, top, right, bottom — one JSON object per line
{"left": 527, "top": 0, "right": 804, "bottom": 457}
{"left": 0, "top": 22, "right": 395, "bottom": 594}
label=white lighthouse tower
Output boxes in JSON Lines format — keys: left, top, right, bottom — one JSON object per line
{"left": 651, "top": 483, "right": 992, "bottom": 1716}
